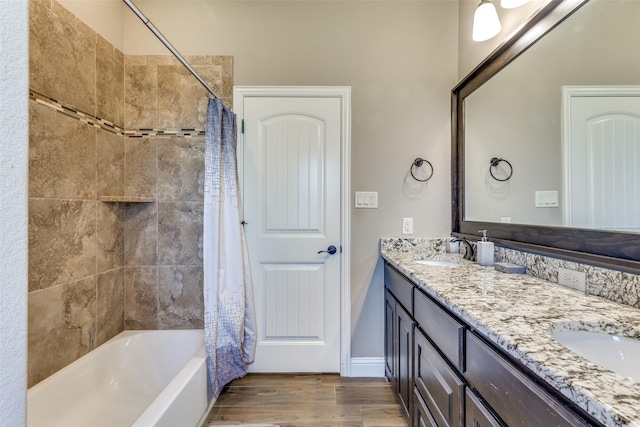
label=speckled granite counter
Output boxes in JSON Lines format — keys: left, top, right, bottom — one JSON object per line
{"left": 381, "top": 247, "right": 640, "bottom": 427}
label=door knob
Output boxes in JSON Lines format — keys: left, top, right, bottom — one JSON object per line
{"left": 318, "top": 245, "right": 337, "bottom": 255}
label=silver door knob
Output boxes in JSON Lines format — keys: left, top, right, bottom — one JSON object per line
{"left": 318, "top": 245, "right": 337, "bottom": 255}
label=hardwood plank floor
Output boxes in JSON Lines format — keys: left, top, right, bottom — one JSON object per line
{"left": 203, "top": 374, "right": 410, "bottom": 427}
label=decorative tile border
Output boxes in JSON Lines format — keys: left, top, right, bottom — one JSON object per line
{"left": 30, "top": 90, "right": 206, "bottom": 138}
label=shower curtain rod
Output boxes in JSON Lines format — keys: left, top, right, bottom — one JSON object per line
{"left": 122, "top": 0, "right": 218, "bottom": 99}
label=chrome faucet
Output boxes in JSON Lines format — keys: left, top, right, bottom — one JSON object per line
{"left": 451, "top": 238, "right": 475, "bottom": 261}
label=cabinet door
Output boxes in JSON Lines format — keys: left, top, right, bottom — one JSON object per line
{"left": 385, "top": 288, "right": 396, "bottom": 382}
{"left": 397, "top": 303, "right": 414, "bottom": 419}
{"left": 414, "top": 387, "right": 438, "bottom": 427}
{"left": 414, "top": 329, "right": 465, "bottom": 427}
{"left": 465, "top": 388, "right": 502, "bottom": 427}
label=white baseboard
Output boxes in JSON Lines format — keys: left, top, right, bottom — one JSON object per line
{"left": 349, "top": 357, "right": 385, "bottom": 377}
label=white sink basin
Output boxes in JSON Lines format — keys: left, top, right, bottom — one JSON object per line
{"left": 552, "top": 330, "right": 640, "bottom": 382}
{"left": 413, "top": 259, "right": 460, "bottom": 268}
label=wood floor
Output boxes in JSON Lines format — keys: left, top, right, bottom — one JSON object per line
{"left": 203, "top": 374, "right": 410, "bottom": 427}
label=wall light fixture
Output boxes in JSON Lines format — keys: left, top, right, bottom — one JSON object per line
{"left": 472, "top": 0, "right": 502, "bottom": 42}
{"left": 500, "top": 0, "right": 530, "bottom": 9}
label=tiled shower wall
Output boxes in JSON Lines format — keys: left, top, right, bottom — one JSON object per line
{"left": 28, "top": 0, "right": 233, "bottom": 386}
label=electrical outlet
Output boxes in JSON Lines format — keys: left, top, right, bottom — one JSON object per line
{"left": 558, "top": 267, "right": 586, "bottom": 292}
{"left": 402, "top": 218, "right": 413, "bottom": 235}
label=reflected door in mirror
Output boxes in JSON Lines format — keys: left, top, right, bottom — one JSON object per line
{"left": 563, "top": 86, "right": 640, "bottom": 232}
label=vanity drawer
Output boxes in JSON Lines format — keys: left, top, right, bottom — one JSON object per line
{"left": 414, "top": 329, "right": 464, "bottom": 427}
{"left": 384, "top": 263, "right": 413, "bottom": 314}
{"left": 414, "top": 288, "right": 465, "bottom": 370}
{"left": 466, "top": 331, "right": 589, "bottom": 427}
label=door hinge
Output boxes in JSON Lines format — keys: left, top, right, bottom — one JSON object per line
{"left": 241, "top": 119, "right": 245, "bottom": 134}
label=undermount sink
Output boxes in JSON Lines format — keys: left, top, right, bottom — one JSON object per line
{"left": 552, "top": 330, "right": 640, "bottom": 382}
{"left": 413, "top": 259, "right": 460, "bottom": 268}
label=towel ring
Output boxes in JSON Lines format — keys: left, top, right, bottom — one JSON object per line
{"left": 410, "top": 158, "right": 434, "bottom": 182}
{"left": 489, "top": 157, "right": 513, "bottom": 182}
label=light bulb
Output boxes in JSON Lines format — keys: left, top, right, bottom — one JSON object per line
{"left": 500, "top": 0, "right": 530, "bottom": 9}
{"left": 472, "top": 0, "right": 502, "bottom": 42}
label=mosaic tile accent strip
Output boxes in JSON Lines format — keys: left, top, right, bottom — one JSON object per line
{"left": 30, "top": 90, "right": 206, "bottom": 138}
{"left": 30, "top": 90, "right": 123, "bottom": 135}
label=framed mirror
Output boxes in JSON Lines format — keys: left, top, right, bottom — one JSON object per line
{"left": 452, "top": 0, "right": 640, "bottom": 273}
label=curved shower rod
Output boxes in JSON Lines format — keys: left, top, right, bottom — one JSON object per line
{"left": 122, "top": 0, "right": 218, "bottom": 99}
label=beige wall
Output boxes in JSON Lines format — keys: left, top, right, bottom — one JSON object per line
{"left": 120, "top": 1, "right": 459, "bottom": 358}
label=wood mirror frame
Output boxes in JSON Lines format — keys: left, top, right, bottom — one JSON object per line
{"left": 451, "top": 0, "right": 640, "bottom": 274}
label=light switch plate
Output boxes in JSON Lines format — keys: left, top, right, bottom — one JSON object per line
{"left": 535, "top": 190, "right": 559, "bottom": 208}
{"left": 355, "top": 192, "right": 378, "bottom": 208}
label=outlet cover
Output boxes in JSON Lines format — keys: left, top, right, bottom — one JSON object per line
{"left": 402, "top": 218, "right": 413, "bottom": 235}
{"left": 558, "top": 267, "right": 586, "bottom": 292}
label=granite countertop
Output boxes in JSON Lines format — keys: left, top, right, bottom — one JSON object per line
{"left": 381, "top": 248, "right": 640, "bottom": 427}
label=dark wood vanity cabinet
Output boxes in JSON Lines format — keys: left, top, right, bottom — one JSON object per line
{"left": 384, "top": 265, "right": 415, "bottom": 419}
{"left": 383, "top": 262, "right": 599, "bottom": 427}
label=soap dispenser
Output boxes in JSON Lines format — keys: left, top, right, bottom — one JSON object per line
{"left": 476, "top": 230, "right": 494, "bottom": 266}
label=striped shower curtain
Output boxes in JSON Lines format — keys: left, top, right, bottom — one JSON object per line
{"left": 203, "top": 98, "right": 256, "bottom": 399}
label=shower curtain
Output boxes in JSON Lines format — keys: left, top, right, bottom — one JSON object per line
{"left": 203, "top": 98, "right": 256, "bottom": 399}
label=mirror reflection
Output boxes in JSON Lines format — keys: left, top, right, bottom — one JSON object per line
{"left": 464, "top": 0, "right": 640, "bottom": 232}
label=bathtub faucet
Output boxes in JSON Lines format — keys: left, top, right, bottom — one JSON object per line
{"left": 451, "top": 238, "right": 475, "bottom": 261}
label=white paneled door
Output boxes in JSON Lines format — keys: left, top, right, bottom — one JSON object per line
{"left": 563, "top": 86, "right": 640, "bottom": 231}
{"left": 238, "top": 90, "right": 346, "bottom": 372}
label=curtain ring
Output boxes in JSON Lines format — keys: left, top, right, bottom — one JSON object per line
{"left": 490, "top": 157, "right": 513, "bottom": 181}
{"left": 410, "top": 158, "right": 434, "bottom": 182}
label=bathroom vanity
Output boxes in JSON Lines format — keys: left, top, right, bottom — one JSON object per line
{"left": 382, "top": 247, "right": 640, "bottom": 427}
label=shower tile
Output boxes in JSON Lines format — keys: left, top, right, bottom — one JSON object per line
{"left": 158, "top": 266, "right": 204, "bottom": 329}
{"left": 96, "top": 34, "right": 125, "bottom": 128}
{"left": 28, "top": 277, "right": 97, "bottom": 387}
{"left": 96, "top": 268, "right": 124, "bottom": 346}
{"left": 97, "top": 129, "right": 124, "bottom": 198}
{"left": 186, "top": 55, "right": 213, "bottom": 65}
{"left": 124, "top": 137, "right": 157, "bottom": 198}
{"left": 157, "top": 65, "right": 215, "bottom": 129}
{"left": 29, "top": 0, "right": 96, "bottom": 114}
{"left": 125, "top": 65, "right": 158, "bottom": 129}
{"left": 124, "top": 202, "right": 158, "bottom": 266}
{"left": 150, "top": 55, "right": 182, "bottom": 66}
{"left": 29, "top": 199, "right": 97, "bottom": 292}
{"left": 124, "top": 266, "right": 158, "bottom": 330}
{"left": 29, "top": 102, "right": 97, "bottom": 199}
{"left": 125, "top": 55, "right": 147, "bottom": 66}
{"left": 157, "top": 202, "right": 204, "bottom": 266}
{"left": 221, "top": 76, "right": 234, "bottom": 99}
{"left": 213, "top": 55, "right": 234, "bottom": 78}
{"left": 97, "top": 201, "right": 125, "bottom": 273}
{"left": 157, "top": 137, "right": 205, "bottom": 202}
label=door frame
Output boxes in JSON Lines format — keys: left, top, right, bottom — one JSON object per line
{"left": 561, "top": 85, "right": 640, "bottom": 226}
{"left": 233, "top": 86, "right": 352, "bottom": 376}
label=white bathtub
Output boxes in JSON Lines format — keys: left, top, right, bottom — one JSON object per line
{"left": 27, "top": 329, "right": 208, "bottom": 427}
